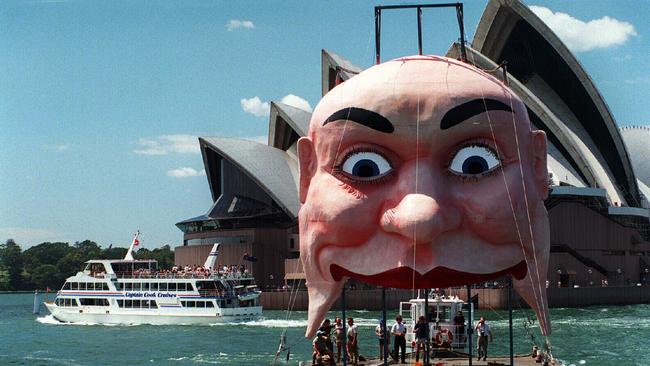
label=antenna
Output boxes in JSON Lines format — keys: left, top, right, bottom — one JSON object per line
{"left": 374, "top": 3, "right": 468, "bottom": 64}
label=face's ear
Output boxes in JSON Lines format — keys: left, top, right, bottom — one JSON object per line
{"left": 531, "top": 130, "right": 549, "bottom": 200}
{"left": 298, "top": 137, "right": 317, "bottom": 204}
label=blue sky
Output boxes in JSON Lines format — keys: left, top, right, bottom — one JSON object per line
{"left": 1, "top": 0, "right": 648, "bottom": 249}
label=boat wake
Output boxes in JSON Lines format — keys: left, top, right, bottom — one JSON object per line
{"left": 211, "top": 318, "right": 307, "bottom": 328}
{"left": 36, "top": 314, "right": 143, "bottom": 327}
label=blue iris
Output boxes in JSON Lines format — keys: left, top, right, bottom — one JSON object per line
{"left": 352, "top": 159, "right": 381, "bottom": 177}
{"left": 462, "top": 156, "right": 489, "bottom": 174}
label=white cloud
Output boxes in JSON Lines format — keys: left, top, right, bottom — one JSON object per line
{"left": 134, "top": 134, "right": 200, "bottom": 155}
{"left": 241, "top": 96, "right": 270, "bottom": 117}
{"left": 43, "top": 144, "right": 69, "bottom": 152}
{"left": 241, "top": 94, "right": 312, "bottom": 118}
{"left": 166, "top": 167, "right": 206, "bottom": 178}
{"left": 529, "top": 5, "right": 637, "bottom": 52}
{"left": 281, "top": 94, "right": 313, "bottom": 112}
{"left": 0, "top": 227, "right": 64, "bottom": 247}
{"left": 226, "top": 19, "right": 255, "bottom": 31}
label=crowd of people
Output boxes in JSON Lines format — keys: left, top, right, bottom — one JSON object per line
{"left": 311, "top": 313, "right": 494, "bottom": 365}
{"left": 115, "top": 263, "right": 250, "bottom": 279}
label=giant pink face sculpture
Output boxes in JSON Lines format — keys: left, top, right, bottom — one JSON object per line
{"left": 298, "top": 56, "right": 551, "bottom": 337}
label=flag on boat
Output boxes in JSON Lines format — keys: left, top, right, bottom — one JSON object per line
{"left": 132, "top": 231, "right": 140, "bottom": 251}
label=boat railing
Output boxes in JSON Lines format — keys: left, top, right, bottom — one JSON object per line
{"left": 198, "top": 289, "right": 227, "bottom": 298}
{"left": 111, "top": 271, "right": 256, "bottom": 281}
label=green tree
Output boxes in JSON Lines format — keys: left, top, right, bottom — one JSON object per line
{"left": 98, "top": 246, "right": 128, "bottom": 259}
{"left": 135, "top": 245, "right": 174, "bottom": 269}
{"left": 23, "top": 242, "right": 71, "bottom": 266}
{"left": 31, "top": 264, "right": 64, "bottom": 290}
{"left": 0, "top": 239, "right": 24, "bottom": 290}
{"left": 56, "top": 252, "right": 84, "bottom": 278}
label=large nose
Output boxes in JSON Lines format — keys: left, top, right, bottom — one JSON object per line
{"left": 380, "top": 193, "right": 461, "bottom": 244}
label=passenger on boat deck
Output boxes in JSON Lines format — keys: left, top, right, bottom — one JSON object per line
{"left": 312, "top": 330, "right": 335, "bottom": 366}
{"left": 413, "top": 315, "right": 429, "bottom": 362}
{"left": 346, "top": 317, "right": 359, "bottom": 365}
{"left": 391, "top": 315, "right": 406, "bottom": 364}
{"left": 475, "top": 316, "right": 493, "bottom": 361}
{"left": 318, "top": 319, "right": 334, "bottom": 352}
{"left": 375, "top": 319, "right": 389, "bottom": 361}
{"left": 333, "top": 317, "right": 344, "bottom": 363}
{"left": 453, "top": 310, "right": 466, "bottom": 345}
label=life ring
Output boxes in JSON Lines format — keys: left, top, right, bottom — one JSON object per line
{"left": 435, "top": 328, "right": 453, "bottom": 345}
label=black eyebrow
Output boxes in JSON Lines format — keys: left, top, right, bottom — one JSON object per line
{"left": 440, "top": 98, "right": 513, "bottom": 130}
{"left": 322, "top": 107, "right": 394, "bottom": 133}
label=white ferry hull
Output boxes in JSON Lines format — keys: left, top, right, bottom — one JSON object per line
{"left": 45, "top": 303, "right": 262, "bottom": 325}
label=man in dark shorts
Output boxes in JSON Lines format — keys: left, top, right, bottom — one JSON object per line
{"left": 413, "top": 315, "right": 429, "bottom": 362}
{"left": 318, "top": 318, "right": 334, "bottom": 352}
{"left": 375, "top": 319, "right": 389, "bottom": 361}
{"left": 453, "top": 310, "right": 466, "bottom": 347}
{"left": 391, "top": 315, "right": 407, "bottom": 363}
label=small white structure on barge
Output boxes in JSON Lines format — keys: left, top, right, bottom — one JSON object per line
{"left": 400, "top": 291, "right": 474, "bottom": 351}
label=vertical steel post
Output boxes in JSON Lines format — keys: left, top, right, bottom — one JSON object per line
{"left": 424, "top": 288, "right": 430, "bottom": 365}
{"left": 382, "top": 287, "right": 388, "bottom": 366}
{"left": 467, "top": 285, "right": 473, "bottom": 366}
{"left": 456, "top": 4, "right": 468, "bottom": 62}
{"left": 417, "top": 7, "right": 423, "bottom": 55}
{"left": 508, "top": 277, "right": 514, "bottom": 366}
{"left": 375, "top": 7, "right": 382, "bottom": 64}
{"left": 342, "top": 285, "right": 347, "bottom": 366}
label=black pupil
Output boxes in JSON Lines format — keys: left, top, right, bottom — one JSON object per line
{"left": 462, "top": 156, "right": 489, "bottom": 174}
{"left": 352, "top": 159, "right": 380, "bottom": 177}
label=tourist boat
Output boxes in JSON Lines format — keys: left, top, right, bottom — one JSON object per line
{"left": 44, "top": 234, "right": 262, "bottom": 324}
{"left": 399, "top": 290, "right": 474, "bottom": 351}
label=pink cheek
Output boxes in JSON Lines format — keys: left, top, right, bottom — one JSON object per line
{"left": 307, "top": 176, "right": 385, "bottom": 247}
{"left": 456, "top": 184, "right": 519, "bottom": 243}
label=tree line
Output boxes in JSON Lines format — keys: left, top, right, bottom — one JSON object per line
{"left": 0, "top": 239, "right": 174, "bottom": 291}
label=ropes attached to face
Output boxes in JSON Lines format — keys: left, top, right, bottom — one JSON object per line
{"left": 466, "top": 48, "right": 550, "bottom": 345}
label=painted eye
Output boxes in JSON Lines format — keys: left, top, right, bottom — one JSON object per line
{"left": 341, "top": 151, "right": 392, "bottom": 178}
{"left": 449, "top": 145, "right": 500, "bottom": 175}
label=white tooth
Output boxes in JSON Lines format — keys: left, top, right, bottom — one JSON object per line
{"left": 305, "top": 280, "right": 345, "bottom": 338}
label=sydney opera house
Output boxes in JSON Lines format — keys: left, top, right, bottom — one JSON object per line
{"left": 175, "top": 0, "right": 650, "bottom": 294}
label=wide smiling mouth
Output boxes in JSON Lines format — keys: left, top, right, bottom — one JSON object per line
{"left": 330, "top": 261, "right": 527, "bottom": 289}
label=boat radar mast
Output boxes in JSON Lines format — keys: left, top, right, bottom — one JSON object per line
{"left": 123, "top": 230, "right": 140, "bottom": 260}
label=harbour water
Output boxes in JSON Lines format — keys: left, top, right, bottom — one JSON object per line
{"left": 1, "top": 293, "right": 648, "bottom": 366}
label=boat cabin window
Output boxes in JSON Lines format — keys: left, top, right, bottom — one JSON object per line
{"left": 142, "top": 283, "right": 149, "bottom": 291}
{"left": 55, "top": 298, "right": 78, "bottom": 307}
{"left": 85, "top": 263, "right": 107, "bottom": 276}
{"left": 71, "top": 282, "right": 79, "bottom": 290}
{"left": 181, "top": 300, "right": 214, "bottom": 308}
{"left": 177, "top": 283, "right": 186, "bottom": 291}
{"left": 125, "top": 283, "right": 133, "bottom": 291}
{"left": 427, "top": 306, "right": 450, "bottom": 323}
{"left": 62, "top": 282, "right": 71, "bottom": 290}
{"left": 132, "top": 283, "right": 141, "bottom": 291}
{"left": 168, "top": 283, "right": 177, "bottom": 291}
{"left": 159, "top": 283, "right": 168, "bottom": 291}
{"left": 195, "top": 281, "right": 225, "bottom": 291}
{"left": 150, "top": 283, "right": 158, "bottom": 291}
{"left": 79, "top": 298, "right": 109, "bottom": 306}
{"left": 117, "top": 299, "right": 159, "bottom": 309}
